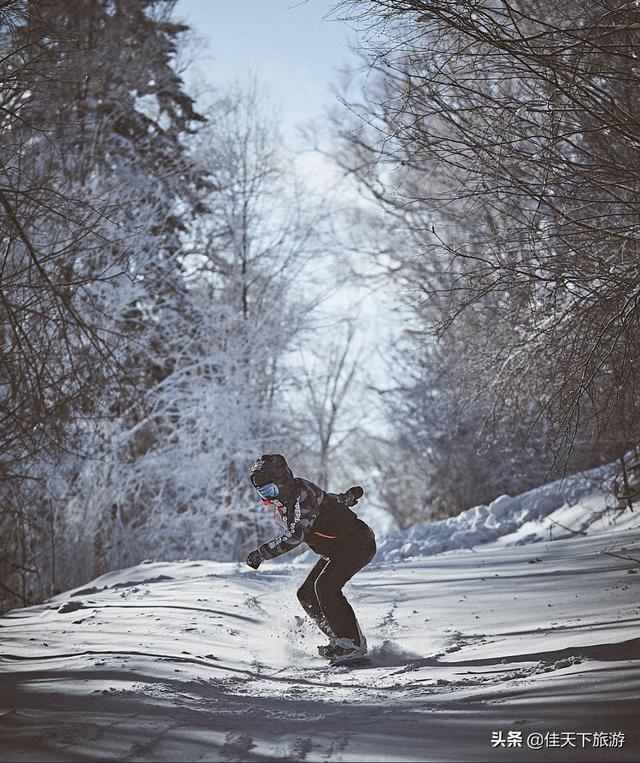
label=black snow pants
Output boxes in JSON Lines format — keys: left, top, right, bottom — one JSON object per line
{"left": 296, "top": 519, "right": 376, "bottom": 645}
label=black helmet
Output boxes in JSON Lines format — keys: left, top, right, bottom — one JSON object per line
{"left": 249, "top": 453, "right": 294, "bottom": 489}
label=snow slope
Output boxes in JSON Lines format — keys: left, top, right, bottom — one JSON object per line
{"left": 1, "top": 474, "right": 640, "bottom": 762}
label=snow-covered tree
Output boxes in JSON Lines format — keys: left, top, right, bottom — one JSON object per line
{"left": 324, "top": 0, "right": 640, "bottom": 521}
{"left": 0, "top": 0, "right": 207, "bottom": 609}
{"left": 58, "top": 83, "right": 326, "bottom": 582}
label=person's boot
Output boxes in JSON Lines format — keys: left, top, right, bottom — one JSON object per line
{"left": 317, "top": 642, "right": 335, "bottom": 658}
{"left": 324, "top": 636, "right": 368, "bottom": 664}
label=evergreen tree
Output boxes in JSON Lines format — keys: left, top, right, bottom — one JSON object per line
{"left": 0, "top": 0, "right": 207, "bottom": 609}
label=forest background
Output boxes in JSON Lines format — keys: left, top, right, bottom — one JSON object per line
{"left": 1, "top": 0, "right": 638, "bottom": 613}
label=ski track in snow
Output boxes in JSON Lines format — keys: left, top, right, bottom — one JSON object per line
{"left": 1, "top": 492, "right": 640, "bottom": 760}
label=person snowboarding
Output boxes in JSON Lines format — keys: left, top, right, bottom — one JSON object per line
{"left": 245, "top": 453, "right": 376, "bottom": 664}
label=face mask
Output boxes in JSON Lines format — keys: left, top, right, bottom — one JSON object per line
{"left": 255, "top": 482, "right": 279, "bottom": 500}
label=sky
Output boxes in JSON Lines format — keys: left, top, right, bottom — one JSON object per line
{"left": 174, "top": 0, "right": 358, "bottom": 145}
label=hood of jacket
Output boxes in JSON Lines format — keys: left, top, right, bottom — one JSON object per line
{"left": 249, "top": 453, "right": 295, "bottom": 492}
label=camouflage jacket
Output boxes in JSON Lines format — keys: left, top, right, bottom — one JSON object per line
{"left": 257, "top": 479, "right": 362, "bottom": 560}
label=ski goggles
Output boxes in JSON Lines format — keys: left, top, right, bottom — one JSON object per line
{"left": 255, "top": 482, "right": 279, "bottom": 500}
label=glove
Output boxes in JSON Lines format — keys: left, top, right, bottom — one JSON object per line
{"left": 347, "top": 485, "right": 364, "bottom": 505}
{"left": 246, "top": 549, "right": 262, "bottom": 569}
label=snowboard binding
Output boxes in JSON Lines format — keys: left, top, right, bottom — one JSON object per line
{"left": 319, "top": 622, "right": 368, "bottom": 664}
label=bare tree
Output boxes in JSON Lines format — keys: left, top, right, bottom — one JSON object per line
{"left": 292, "top": 320, "right": 369, "bottom": 487}
{"left": 329, "top": 0, "right": 640, "bottom": 487}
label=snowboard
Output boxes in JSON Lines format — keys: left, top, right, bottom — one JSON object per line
{"left": 327, "top": 656, "right": 374, "bottom": 670}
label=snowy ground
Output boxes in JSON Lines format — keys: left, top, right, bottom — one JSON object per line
{"left": 1, "top": 476, "right": 640, "bottom": 762}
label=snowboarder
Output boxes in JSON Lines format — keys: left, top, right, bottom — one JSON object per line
{"left": 245, "top": 453, "right": 376, "bottom": 664}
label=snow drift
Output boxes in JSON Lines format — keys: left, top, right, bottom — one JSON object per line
{"left": 377, "top": 461, "right": 637, "bottom": 561}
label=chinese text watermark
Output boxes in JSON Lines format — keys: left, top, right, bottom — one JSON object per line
{"left": 491, "top": 731, "right": 626, "bottom": 749}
